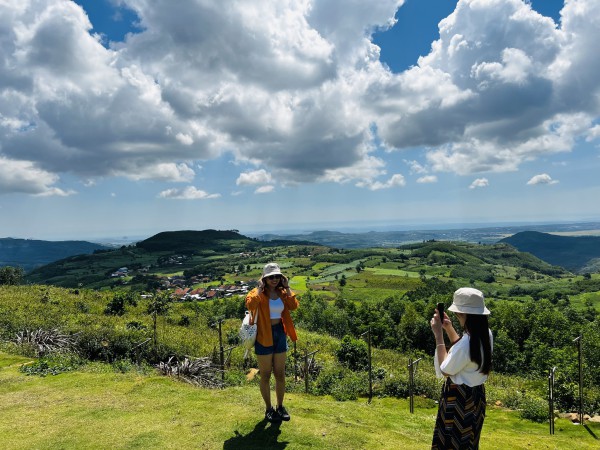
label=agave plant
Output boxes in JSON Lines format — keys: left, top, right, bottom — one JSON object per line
{"left": 15, "top": 328, "right": 77, "bottom": 356}
{"left": 156, "top": 356, "right": 223, "bottom": 388}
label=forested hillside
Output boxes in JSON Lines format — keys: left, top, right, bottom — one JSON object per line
{"left": 501, "top": 231, "right": 600, "bottom": 273}
{"left": 0, "top": 238, "right": 110, "bottom": 272}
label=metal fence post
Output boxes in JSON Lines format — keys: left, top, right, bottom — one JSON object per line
{"left": 294, "top": 341, "right": 298, "bottom": 383}
{"left": 303, "top": 349, "right": 318, "bottom": 394}
{"left": 304, "top": 350, "right": 309, "bottom": 394}
{"left": 573, "top": 335, "right": 584, "bottom": 425}
{"left": 218, "top": 320, "right": 225, "bottom": 381}
{"left": 360, "top": 328, "right": 372, "bottom": 403}
{"left": 407, "top": 357, "right": 422, "bottom": 414}
{"left": 408, "top": 358, "right": 413, "bottom": 414}
{"left": 548, "top": 366, "right": 556, "bottom": 435}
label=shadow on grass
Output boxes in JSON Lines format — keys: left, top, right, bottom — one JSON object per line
{"left": 584, "top": 424, "right": 598, "bottom": 440}
{"left": 223, "top": 419, "right": 288, "bottom": 449}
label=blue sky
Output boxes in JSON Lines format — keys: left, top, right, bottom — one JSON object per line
{"left": 1, "top": 0, "right": 599, "bottom": 241}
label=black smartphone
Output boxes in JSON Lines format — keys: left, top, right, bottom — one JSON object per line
{"left": 437, "top": 302, "right": 444, "bottom": 322}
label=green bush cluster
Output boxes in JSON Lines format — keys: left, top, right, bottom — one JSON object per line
{"left": 313, "top": 365, "right": 368, "bottom": 401}
{"left": 20, "top": 352, "right": 84, "bottom": 377}
{"left": 520, "top": 396, "right": 550, "bottom": 423}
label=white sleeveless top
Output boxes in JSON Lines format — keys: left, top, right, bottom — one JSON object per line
{"left": 269, "top": 298, "right": 284, "bottom": 319}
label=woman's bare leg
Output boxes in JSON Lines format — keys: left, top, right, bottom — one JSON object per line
{"left": 257, "top": 353, "right": 274, "bottom": 409}
{"left": 273, "top": 351, "right": 287, "bottom": 407}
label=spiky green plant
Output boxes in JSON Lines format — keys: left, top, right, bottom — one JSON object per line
{"left": 15, "top": 328, "right": 76, "bottom": 356}
{"left": 156, "top": 356, "right": 223, "bottom": 388}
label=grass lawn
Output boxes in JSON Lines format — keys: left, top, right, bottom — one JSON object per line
{"left": 1, "top": 352, "right": 598, "bottom": 449}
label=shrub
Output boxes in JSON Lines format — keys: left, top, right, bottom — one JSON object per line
{"left": 520, "top": 396, "right": 549, "bottom": 423}
{"left": 178, "top": 315, "right": 191, "bottom": 327}
{"left": 126, "top": 321, "right": 147, "bottom": 330}
{"left": 314, "top": 365, "right": 368, "bottom": 401}
{"left": 382, "top": 371, "right": 441, "bottom": 400}
{"left": 501, "top": 389, "right": 526, "bottom": 410}
{"left": 104, "top": 291, "right": 138, "bottom": 316}
{"left": 553, "top": 378, "right": 579, "bottom": 412}
{"left": 75, "top": 327, "right": 160, "bottom": 363}
{"left": 112, "top": 359, "right": 135, "bottom": 373}
{"left": 336, "top": 335, "right": 369, "bottom": 371}
{"left": 20, "top": 353, "right": 84, "bottom": 377}
{"left": 383, "top": 375, "right": 410, "bottom": 398}
{"left": 585, "top": 387, "right": 600, "bottom": 416}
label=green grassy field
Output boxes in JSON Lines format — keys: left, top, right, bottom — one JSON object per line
{"left": 0, "top": 352, "right": 598, "bottom": 449}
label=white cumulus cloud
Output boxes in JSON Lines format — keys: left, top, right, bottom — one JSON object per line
{"left": 0, "top": 157, "right": 75, "bottom": 196}
{"left": 0, "top": 0, "right": 598, "bottom": 195}
{"left": 255, "top": 185, "right": 275, "bottom": 194}
{"left": 527, "top": 173, "right": 558, "bottom": 185}
{"left": 417, "top": 175, "right": 438, "bottom": 184}
{"left": 236, "top": 169, "right": 273, "bottom": 186}
{"left": 157, "top": 186, "right": 220, "bottom": 199}
{"left": 469, "top": 178, "right": 489, "bottom": 189}
{"left": 357, "top": 173, "right": 405, "bottom": 190}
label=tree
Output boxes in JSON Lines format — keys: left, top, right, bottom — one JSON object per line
{"left": 339, "top": 275, "right": 346, "bottom": 287}
{"left": 104, "top": 291, "right": 138, "bottom": 316}
{"left": 147, "top": 291, "right": 172, "bottom": 349}
{"left": 0, "top": 266, "right": 24, "bottom": 285}
{"left": 336, "top": 335, "right": 369, "bottom": 371}
{"left": 397, "top": 303, "right": 430, "bottom": 352}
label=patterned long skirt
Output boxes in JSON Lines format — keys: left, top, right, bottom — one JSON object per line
{"left": 431, "top": 378, "right": 486, "bottom": 450}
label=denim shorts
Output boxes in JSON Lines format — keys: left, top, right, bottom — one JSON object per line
{"left": 255, "top": 322, "right": 289, "bottom": 355}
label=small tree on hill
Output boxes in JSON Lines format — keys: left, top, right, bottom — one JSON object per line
{"left": 0, "top": 266, "right": 24, "bottom": 285}
{"left": 336, "top": 335, "right": 368, "bottom": 371}
{"left": 104, "top": 291, "right": 138, "bottom": 316}
{"left": 147, "top": 291, "right": 172, "bottom": 349}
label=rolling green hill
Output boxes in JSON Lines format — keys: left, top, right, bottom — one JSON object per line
{"left": 23, "top": 231, "right": 574, "bottom": 290}
{"left": 23, "top": 229, "right": 318, "bottom": 288}
{"left": 0, "top": 238, "right": 111, "bottom": 272}
{"left": 500, "top": 231, "right": 600, "bottom": 273}
{"left": 135, "top": 229, "right": 258, "bottom": 252}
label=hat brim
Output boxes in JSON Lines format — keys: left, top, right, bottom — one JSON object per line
{"left": 262, "top": 272, "right": 285, "bottom": 280}
{"left": 448, "top": 304, "right": 490, "bottom": 315}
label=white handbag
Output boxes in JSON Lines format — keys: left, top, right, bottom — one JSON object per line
{"left": 239, "top": 309, "right": 258, "bottom": 358}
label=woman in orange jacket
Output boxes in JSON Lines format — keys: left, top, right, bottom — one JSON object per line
{"left": 245, "top": 262, "right": 299, "bottom": 423}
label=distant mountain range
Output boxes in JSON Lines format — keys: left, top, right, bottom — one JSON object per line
{"left": 0, "top": 238, "right": 112, "bottom": 272}
{"left": 5, "top": 225, "right": 600, "bottom": 278}
{"left": 23, "top": 229, "right": 573, "bottom": 289}
{"left": 255, "top": 222, "right": 600, "bottom": 248}
{"left": 500, "top": 231, "right": 600, "bottom": 273}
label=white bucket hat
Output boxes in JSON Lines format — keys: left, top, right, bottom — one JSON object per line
{"left": 447, "top": 287, "right": 490, "bottom": 315}
{"left": 262, "top": 262, "right": 283, "bottom": 279}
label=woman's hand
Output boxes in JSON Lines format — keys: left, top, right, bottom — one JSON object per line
{"left": 430, "top": 309, "right": 444, "bottom": 339}
{"left": 440, "top": 312, "right": 452, "bottom": 331}
{"left": 440, "top": 311, "right": 459, "bottom": 344}
{"left": 257, "top": 278, "right": 265, "bottom": 293}
{"left": 280, "top": 275, "right": 289, "bottom": 289}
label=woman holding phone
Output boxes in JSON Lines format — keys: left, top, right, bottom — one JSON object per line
{"left": 245, "top": 263, "right": 299, "bottom": 423}
{"left": 430, "top": 287, "right": 493, "bottom": 449}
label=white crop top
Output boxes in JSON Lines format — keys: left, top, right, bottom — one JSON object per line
{"left": 269, "top": 298, "right": 284, "bottom": 319}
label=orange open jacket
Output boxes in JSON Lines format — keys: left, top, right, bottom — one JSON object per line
{"left": 245, "top": 287, "right": 299, "bottom": 347}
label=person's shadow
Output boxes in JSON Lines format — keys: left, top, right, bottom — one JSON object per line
{"left": 223, "top": 419, "right": 288, "bottom": 449}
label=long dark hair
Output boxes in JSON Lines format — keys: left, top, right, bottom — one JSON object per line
{"left": 464, "top": 314, "right": 492, "bottom": 375}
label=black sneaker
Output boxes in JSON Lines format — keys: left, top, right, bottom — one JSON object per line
{"left": 265, "top": 407, "right": 281, "bottom": 423}
{"left": 276, "top": 405, "right": 290, "bottom": 421}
